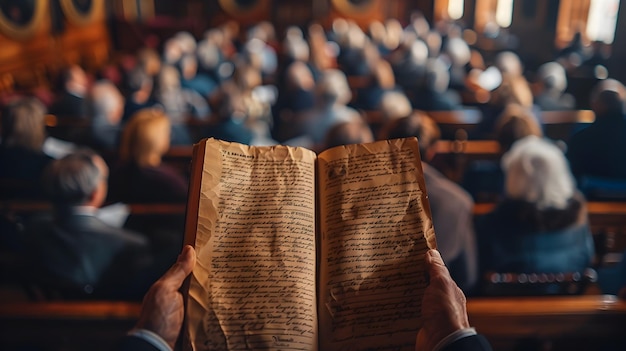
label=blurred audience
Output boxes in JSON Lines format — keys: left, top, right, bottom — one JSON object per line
{"left": 292, "top": 69, "right": 362, "bottom": 148}
{"left": 122, "top": 67, "right": 158, "bottom": 123}
{"left": 410, "top": 58, "right": 462, "bottom": 111}
{"left": 567, "top": 78, "right": 626, "bottom": 200}
{"left": 533, "top": 61, "right": 575, "bottom": 111}
{"left": 567, "top": 78, "right": 626, "bottom": 179}
{"left": 155, "top": 65, "right": 210, "bottom": 145}
{"left": 0, "top": 97, "right": 53, "bottom": 199}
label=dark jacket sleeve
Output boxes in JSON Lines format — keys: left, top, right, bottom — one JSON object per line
{"left": 118, "top": 335, "right": 162, "bottom": 351}
{"left": 441, "top": 334, "right": 493, "bottom": 351}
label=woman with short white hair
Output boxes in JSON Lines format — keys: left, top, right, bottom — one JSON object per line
{"left": 475, "top": 136, "right": 595, "bottom": 289}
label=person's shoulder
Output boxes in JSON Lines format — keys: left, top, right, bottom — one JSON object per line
{"left": 117, "top": 335, "right": 163, "bottom": 351}
{"left": 423, "top": 163, "right": 474, "bottom": 209}
{"left": 441, "top": 334, "right": 493, "bottom": 351}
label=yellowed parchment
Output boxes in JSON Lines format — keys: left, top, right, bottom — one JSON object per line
{"left": 317, "top": 138, "right": 437, "bottom": 351}
{"left": 186, "top": 138, "right": 318, "bottom": 351}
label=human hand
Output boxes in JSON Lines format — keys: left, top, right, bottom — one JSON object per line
{"left": 135, "top": 245, "right": 196, "bottom": 349}
{"left": 416, "top": 249, "right": 470, "bottom": 351}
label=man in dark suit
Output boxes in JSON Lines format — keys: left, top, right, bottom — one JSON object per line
{"left": 118, "top": 247, "right": 492, "bottom": 351}
{"left": 28, "top": 149, "right": 154, "bottom": 300}
{"left": 567, "top": 78, "right": 626, "bottom": 180}
{"left": 50, "top": 64, "right": 90, "bottom": 118}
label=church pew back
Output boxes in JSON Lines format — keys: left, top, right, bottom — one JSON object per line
{"left": 0, "top": 295, "right": 625, "bottom": 351}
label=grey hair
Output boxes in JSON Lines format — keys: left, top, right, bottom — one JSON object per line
{"left": 43, "top": 149, "right": 103, "bottom": 206}
{"left": 91, "top": 81, "right": 123, "bottom": 124}
{"left": 538, "top": 62, "right": 567, "bottom": 93}
{"left": 317, "top": 69, "right": 352, "bottom": 105}
{"left": 502, "top": 136, "right": 575, "bottom": 210}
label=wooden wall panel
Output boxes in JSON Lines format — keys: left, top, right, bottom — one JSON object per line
{"left": 0, "top": 0, "right": 109, "bottom": 93}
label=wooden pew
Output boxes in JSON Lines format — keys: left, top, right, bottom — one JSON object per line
{"left": 1, "top": 295, "right": 625, "bottom": 351}
{"left": 474, "top": 202, "right": 626, "bottom": 265}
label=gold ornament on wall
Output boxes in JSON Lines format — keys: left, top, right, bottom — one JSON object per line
{"left": 0, "top": 0, "right": 48, "bottom": 40}
{"left": 218, "top": 0, "right": 269, "bottom": 16}
{"left": 60, "top": 0, "right": 104, "bottom": 26}
{"left": 331, "top": 0, "right": 376, "bottom": 15}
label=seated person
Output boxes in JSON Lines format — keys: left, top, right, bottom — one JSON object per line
{"left": 462, "top": 103, "right": 543, "bottom": 202}
{"left": 90, "top": 81, "right": 125, "bottom": 151}
{"left": 567, "top": 79, "right": 626, "bottom": 199}
{"left": 409, "top": 58, "right": 462, "bottom": 112}
{"left": 378, "top": 112, "right": 479, "bottom": 294}
{"left": 178, "top": 54, "right": 218, "bottom": 99}
{"left": 122, "top": 67, "right": 159, "bottom": 123}
{"left": 352, "top": 43, "right": 398, "bottom": 111}
{"left": 50, "top": 64, "right": 90, "bottom": 118}
{"left": 27, "top": 149, "right": 154, "bottom": 300}
{"left": 476, "top": 136, "right": 595, "bottom": 288}
{"left": 108, "top": 109, "right": 189, "bottom": 204}
{"left": 0, "top": 97, "right": 53, "bottom": 199}
{"left": 155, "top": 65, "right": 210, "bottom": 145}
{"left": 119, "top": 246, "right": 493, "bottom": 351}
{"left": 533, "top": 61, "right": 575, "bottom": 111}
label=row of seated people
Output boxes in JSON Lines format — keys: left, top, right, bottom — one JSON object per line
{"left": 1, "top": 18, "right": 625, "bottom": 300}
{"left": 1, "top": 91, "right": 624, "bottom": 300}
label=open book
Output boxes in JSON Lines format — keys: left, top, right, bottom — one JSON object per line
{"left": 182, "top": 137, "right": 437, "bottom": 351}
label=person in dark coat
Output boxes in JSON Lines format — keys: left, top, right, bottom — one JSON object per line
{"left": 50, "top": 64, "right": 90, "bottom": 118}
{"left": 0, "top": 97, "right": 53, "bottom": 199}
{"left": 27, "top": 149, "right": 155, "bottom": 300}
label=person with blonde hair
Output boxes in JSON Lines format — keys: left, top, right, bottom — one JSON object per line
{"left": 0, "top": 97, "right": 53, "bottom": 199}
{"left": 108, "top": 109, "right": 188, "bottom": 204}
{"left": 476, "top": 136, "right": 594, "bottom": 289}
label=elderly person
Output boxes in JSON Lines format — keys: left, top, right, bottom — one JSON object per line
{"left": 155, "top": 65, "right": 210, "bottom": 145}
{"left": 0, "top": 97, "right": 53, "bottom": 199}
{"left": 476, "top": 136, "right": 594, "bottom": 282}
{"left": 90, "top": 81, "right": 125, "bottom": 151}
{"left": 27, "top": 149, "right": 153, "bottom": 299}
{"left": 533, "top": 61, "right": 575, "bottom": 111}
{"left": 410, "top": 58, "right": 462, "bottom": 111}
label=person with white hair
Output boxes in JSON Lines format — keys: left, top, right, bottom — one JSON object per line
{"left": 90, "top": 81, "right": 125, "bottom": 150}
{"left": 533, "top": 61, "right": 575, "bottom": 111}
{"left": 476, "top": 136, "right": 594, "bottom": 288}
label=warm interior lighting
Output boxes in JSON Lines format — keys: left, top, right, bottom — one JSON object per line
{"left": 448, "top": 0, "right": 465, "bottom": 20}
{"left": 586, "top": 0, "right": 620, "bottom": 43}
{"left": 495, "top": 0, "right": 514, "bottom": 27}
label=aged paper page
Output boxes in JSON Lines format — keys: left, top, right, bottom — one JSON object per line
{"left": 186, "top": 138, "right": 318, "bottom": 351}
{"left": 317, "top": 138, "right": 437, "bottom": 351}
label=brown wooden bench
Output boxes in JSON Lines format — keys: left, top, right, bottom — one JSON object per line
{"left": 1, "top": 295, "right": 625, "bottom": 351}
{"left": 474, "top": 202, "right": 626, "bottom": 265}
